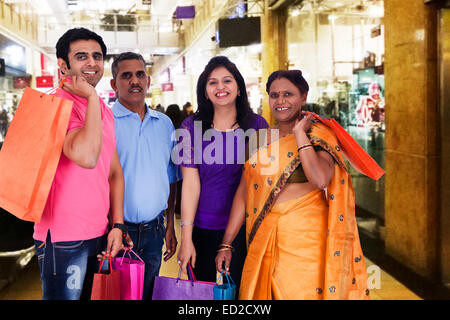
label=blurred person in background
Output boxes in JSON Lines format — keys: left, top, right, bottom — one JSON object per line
{"left": 180, "top": 101, "right": 194, "bottom": 122}
{"left": 165, "top": 103, "right": 183, "bottom": 218}
{"left": 165, "top": 103, "right": 182, "bottom": 130}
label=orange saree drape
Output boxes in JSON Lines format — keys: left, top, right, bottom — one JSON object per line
{"left": 239, "top": 122, "right": 370, "bottom": 300}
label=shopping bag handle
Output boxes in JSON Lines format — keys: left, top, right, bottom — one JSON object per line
{"left": 98, "top": 254, "right": 113, "bottom": 273}
{"left": 187, "top": 263, "right": 196, "bottom": 281}
{"left": 216, "top": 270, "right": 235, "bottom": 286}
{"left": 119, "top": 248, "right": 144, "bottom": 266}
{"left": 176, "top": 263, "right": 195, "bottom": 285}
{"left": 42, "top": 79, "right": 67, "bottom": 97}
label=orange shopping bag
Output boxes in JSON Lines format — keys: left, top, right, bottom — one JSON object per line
{"left": 308, "top": 112, "right": 385, "bottom": 180}
{"left": 0, "top": 85, "right": 73, "bottom": 222}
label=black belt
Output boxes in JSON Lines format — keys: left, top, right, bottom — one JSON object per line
{"left": 124, "top": 211, "right": 164, "bottom": 230}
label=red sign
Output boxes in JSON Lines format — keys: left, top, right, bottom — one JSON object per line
{"left": 162, "top": 83, "right": 174, "bottom": 92}
{"left": 36, "top": 75, "right": 54, "bottom": 88}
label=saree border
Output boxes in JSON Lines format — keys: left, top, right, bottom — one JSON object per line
{"left": 247, "top": 132, "right": 346, "bottom": 247}
{"left": 308, "top": 135, "right": 347, "bottom": 170}
{"left": 247, "top": 155, "right": 301, "bottom": 246}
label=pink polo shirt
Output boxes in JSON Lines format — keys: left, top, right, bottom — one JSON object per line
{"left": 33, "top": 88, "right": 116, "bottom": 242}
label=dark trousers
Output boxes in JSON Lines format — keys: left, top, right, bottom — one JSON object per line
{"left": 125, "top": 213, "right": 165, "bottom": 300}
{"left": 192, "top": 225, "right": 246, "bottom": 297}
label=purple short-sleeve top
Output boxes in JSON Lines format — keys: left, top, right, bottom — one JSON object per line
{"left": 177, "top": 114, "right": 269, "bottom": 230}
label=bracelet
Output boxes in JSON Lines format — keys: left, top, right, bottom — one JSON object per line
{"left": 218, "top": 244, "right": 234, "bottom": 252}
{"left": 297, "top": 144, "right": 313, "bottom": 152}
{"left": 219, "top": 243, "right": 234, "bottom": 249}
{"left": 180, "top": 221, "right": 194, "bottom": 227}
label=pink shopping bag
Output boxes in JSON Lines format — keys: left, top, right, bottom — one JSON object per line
{"left": 111, "top": 249, "right": 145, "bottom": 300}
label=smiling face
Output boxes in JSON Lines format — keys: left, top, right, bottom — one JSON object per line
{"left": 205, "top": 66, "right": 239, "bottom": 108}
{"left": 58, "top": 39, "right": 104, "bottom": 87}
{"left": 110, "top": 59, "right": 150, "bottom": 108}
{"left": 268, "top": 77, "right": 307, "bottom": 124}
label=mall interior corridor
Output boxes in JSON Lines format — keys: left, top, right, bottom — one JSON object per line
{"left": 0, "top": 0, "right": 449, "bottom": 301}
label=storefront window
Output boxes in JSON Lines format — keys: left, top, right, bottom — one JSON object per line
{"left": 287, "top": 0, "right": 385, "bottom": 235}
{"left": 0, "top": 34, "right": 28, "bottom": 144}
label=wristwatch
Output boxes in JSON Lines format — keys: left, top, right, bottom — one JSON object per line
{"left": 112, "top": 223, "right": 128, "bottom": 239}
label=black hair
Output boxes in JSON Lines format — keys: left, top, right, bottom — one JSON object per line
{"left": 195, "top": 56, "right": 256, "bottom": 132}
{"left": 165, "top": 104, "right": 182, "bottom": 129}
{"left": 56, "top": 28, "right": 107, "bottom": 69}
{"left": 111, "top": 52, "right": 147, "bottom": 79}
{"left": 266, "top": 70, "right": 309, "bottom": 95}
{"left": 183, "top": 101, "right": 192, "bottom": 110}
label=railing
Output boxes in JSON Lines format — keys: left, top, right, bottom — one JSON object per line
{"left": 36, "top": 11, "right": 182, "bottom": 52}
{"left": 0, "top": 1, "right": 38, "bottom": 43}
{"left": 152, "top": 0, "right": 265, "bottom": 75}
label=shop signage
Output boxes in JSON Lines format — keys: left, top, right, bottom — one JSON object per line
{"left": 175, "top": 6, "right": 195, "bottom": 19}
{"left": 161, "top": 83, "right": 174, "bottom": 92}
{"left": 152, "top": 88, "right": 162, "bottom": 96}
{"left": 36, "top": 75, "right": 54, "bottom": 88}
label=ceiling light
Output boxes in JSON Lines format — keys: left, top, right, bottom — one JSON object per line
{"left": 328, "top": 14, "right": 338, "bottom": 21}
{"left": 291, "top": 8, "right": 301, "bottom": 17}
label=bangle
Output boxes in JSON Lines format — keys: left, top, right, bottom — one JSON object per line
{"left": 180, "top": 221, "right": 194, "bottom": 227}
{"left": 297, "top": 144, "right": 313, "bottom": 152}
{"left": 218, "top": 244, "right": 234, "bottom": 252}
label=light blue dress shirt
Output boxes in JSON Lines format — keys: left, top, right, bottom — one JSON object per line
{"left": 112, "top": 100, "right": 180, "bottom": 223}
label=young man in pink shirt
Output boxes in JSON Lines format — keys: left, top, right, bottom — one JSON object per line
{"left": 33, "top": 28, "right": 131, "bottom": 300}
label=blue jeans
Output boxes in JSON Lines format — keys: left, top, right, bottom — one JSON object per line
{"left": 34, "top": 231, "right": 106, "bottom": 300}
{"left": 125, "top": 213, "right": 165, "bottom": 300}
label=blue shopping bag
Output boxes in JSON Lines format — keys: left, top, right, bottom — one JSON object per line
{"left": 213, "top": 271, "right": 236, "bottom": 300}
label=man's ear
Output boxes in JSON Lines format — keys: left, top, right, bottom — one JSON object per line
{"left": 147, "top": 76, "right": 151, "bottom": 89}
{"left": 57, "top": 58, "right": 69, "bottom": 75}
{"left": 110, "top": 78, "right": 117, "bottom": 92}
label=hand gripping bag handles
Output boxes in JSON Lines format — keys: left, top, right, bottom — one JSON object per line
{"left": 152, "top": 263, "right": 215, "bottom": 300}
{"left": 91, "top": 254, "right": 121, "bottom": 300}
{"left": 0, "top": 81, "right": 73, "bottom": 222}
{"left": 308, "top": 112, "right": 385, "bottom": 181}
{"left": 111, "top": 249, "right": 145, "bottom": 300}
{"left": 213, "top": 271, "right": 236, "bottom": 300}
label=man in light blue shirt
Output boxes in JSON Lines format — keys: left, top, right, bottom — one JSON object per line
{"left": 110, "top": 52, "right": 179, "bottom": 300}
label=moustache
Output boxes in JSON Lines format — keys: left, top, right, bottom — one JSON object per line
{"left": 129, "top": 86, "right": 143, "bottom": 92}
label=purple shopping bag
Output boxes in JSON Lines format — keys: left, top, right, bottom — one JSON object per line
{"left": 111, "top": 249, "right": 145, "bottom": 300}
{"left": 152, "top": 264, "right": 214, "bottom": 300}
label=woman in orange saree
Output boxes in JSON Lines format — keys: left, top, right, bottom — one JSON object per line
{"left": 215, "top": 70, "right": 369, "bottom": 300}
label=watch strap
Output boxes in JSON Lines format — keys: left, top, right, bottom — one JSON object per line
{"left": 112, "top": 223, "right": 128, "bottom": 238}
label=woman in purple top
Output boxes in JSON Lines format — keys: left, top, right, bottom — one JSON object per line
{"left": 177, "top": 56, "right": 268, "bottom": 291}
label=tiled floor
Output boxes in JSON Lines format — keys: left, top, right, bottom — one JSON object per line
{"left": 0, "top": 215, "right": 422, "bottom": 300}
